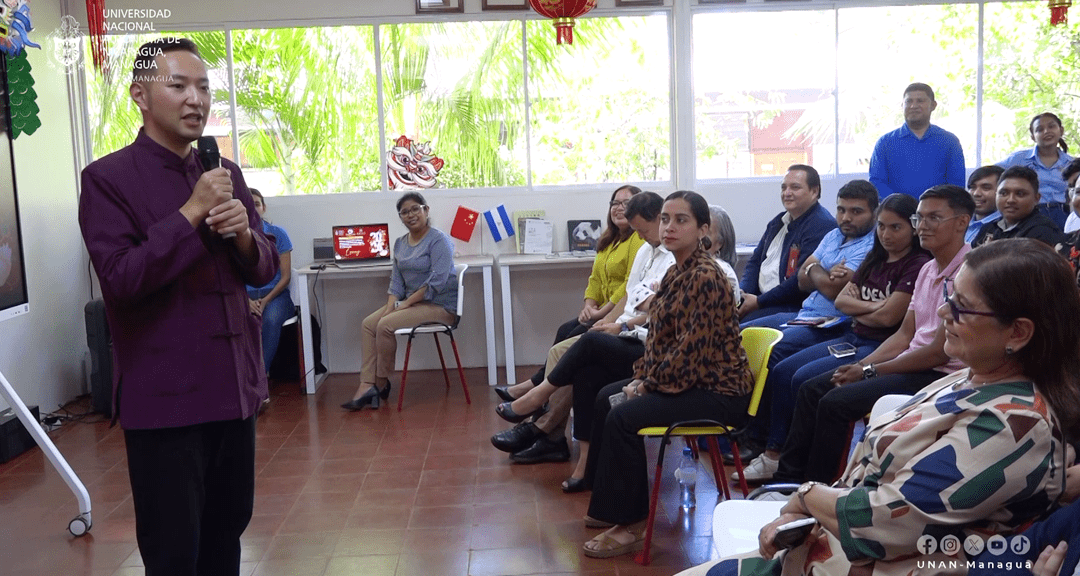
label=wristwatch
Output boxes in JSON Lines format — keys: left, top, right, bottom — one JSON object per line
{"left": 393, "top": 300, "right": 402, "bottom": 310}
{"left": 862, "top": 363, "right": 877, "bottom": 380}
{"left": 797, "top": 481, "right": 823, "bottom": 512}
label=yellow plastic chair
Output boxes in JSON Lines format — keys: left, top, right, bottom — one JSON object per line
{"left": 633, "top": 326, "right": 783, "bottom": 565}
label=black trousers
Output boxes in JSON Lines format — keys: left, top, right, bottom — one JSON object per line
{"left": 124, "top": 416, "right": 257, "bottom": 576}
{"left": 585, "top": 380, "right": 749, "bottom": 526}
{"left": 773, "top": 369, "right": 943, "bottom": 484}
{"left": 543, "top": 331, "right": 644, "bottom": 441}
{"left": 529, "top": 317, "right": 590, "bottom": 385}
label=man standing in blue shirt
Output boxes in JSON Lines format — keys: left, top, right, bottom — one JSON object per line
{"left": 869, "top": 83, "right": 966, "bottom": 199}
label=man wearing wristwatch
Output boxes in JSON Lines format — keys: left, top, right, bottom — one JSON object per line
{"left": 770, "top": 184, "right": 973, "bottom": 485}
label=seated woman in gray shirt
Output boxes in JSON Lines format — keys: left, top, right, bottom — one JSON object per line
{"left": 342, "top": 192, "right": 458, "bottom": 410}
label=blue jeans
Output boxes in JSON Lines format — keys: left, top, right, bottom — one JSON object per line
{"left": 764, "top": 332, "right": 880, "bottom": 450}
{"left": 740, "top": 313, "right": 849, "bottom": 448}
{"left": 740, "top": 303, "right": 800, "bottom": 324}
{"left": 256, "top": 292, "right": 295, "bottom": 374}
{"left": 970, "top": 499, "right": 1080, "bottom": 575}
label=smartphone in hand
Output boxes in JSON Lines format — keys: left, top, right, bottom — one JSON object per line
{"left": 772, "top": 517, "right": 818, "bottom": 549}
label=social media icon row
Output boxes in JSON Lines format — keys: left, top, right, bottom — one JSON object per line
{"left": 917, "top": 534, "right": 1030, "bottom": 556}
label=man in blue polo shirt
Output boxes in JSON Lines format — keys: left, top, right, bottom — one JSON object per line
{"left": 869, "top": 83, "right": 966, "bottom": 199}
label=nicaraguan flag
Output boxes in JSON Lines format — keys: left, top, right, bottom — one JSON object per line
{"left": 484, "top": 205, "right": 515, "bottom": 242}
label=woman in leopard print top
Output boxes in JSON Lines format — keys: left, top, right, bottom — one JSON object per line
{"left": 580, "top": 190, "right": 754, "bottom": 559}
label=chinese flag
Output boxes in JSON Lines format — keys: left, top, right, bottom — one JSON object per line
{"left": 450, "top": 206, "right": 480, "bottom": 242}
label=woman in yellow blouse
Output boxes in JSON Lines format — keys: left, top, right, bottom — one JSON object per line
{"left": 495, "top": 185, "right": 644, "bottom": 401}
{"left": 579, "top": 190, "right": 754, "bottom": 558}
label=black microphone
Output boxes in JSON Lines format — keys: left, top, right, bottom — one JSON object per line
{"left": 197, "top": 136, "right": 235, "bottom": 239}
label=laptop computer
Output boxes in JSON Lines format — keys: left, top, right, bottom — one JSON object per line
{"left": 332, "top": 224, "right": 392, "bottom": 268}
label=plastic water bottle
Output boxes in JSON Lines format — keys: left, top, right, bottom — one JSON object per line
{"left": 676, "top": 446, "right": 697, "bottom": 510}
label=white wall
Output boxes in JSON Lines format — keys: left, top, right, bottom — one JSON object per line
{"left": 0, "top": 1, "right": 88, "bottom": 412}
{"left": 47, "top": 0, "right": 864, "bottom": 387}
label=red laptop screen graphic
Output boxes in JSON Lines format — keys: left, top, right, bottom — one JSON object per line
{"left": 332, "top": 224, "right": 391, "bottom": 264}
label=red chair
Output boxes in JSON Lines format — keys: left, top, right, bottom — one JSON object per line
{"left": 394, "top": 265, "right": 471, "bottom": 411}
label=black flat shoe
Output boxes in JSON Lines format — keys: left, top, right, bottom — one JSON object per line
{"left": 496, "top": 401, "right": 546, "bottom": 424}
{"left": 341, "top": 386, "right": 381, "bottom": 411}
{"left": 561, "top": 476, "right": 588, "bottom": 493}
{"left": 494, "top": 385, "right": 516, "bottom": 402}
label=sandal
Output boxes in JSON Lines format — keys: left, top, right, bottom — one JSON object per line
{"left": 583, "top": 515, "right": 614, "bottom": 529}
{"left": 582, "top": 529, "right": 645, "bottom": 559}
{"left": 562, "top": 476, "right": 588, "bottom": 494}
{"left": 495, "top": 401, "right": 547, "bottom": 424}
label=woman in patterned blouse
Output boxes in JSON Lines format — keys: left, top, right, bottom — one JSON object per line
{"left": 678, "top": 238, "right": 1080, "bottom": 576}
{"left": 579, "top": 190, "right": 754, "bottom": 559}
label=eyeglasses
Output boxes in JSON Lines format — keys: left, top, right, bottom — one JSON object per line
{"left": 609, "top": 200, "right": 630, "bottom": 209}
{"left": 910, "top": 214, "right": 962, "bottom": 229}
{"left": 942, "top": 278, "right": 1000, "bottom": 323}
{"left": 398, "top": 205, "right": 426, "bottom": 218}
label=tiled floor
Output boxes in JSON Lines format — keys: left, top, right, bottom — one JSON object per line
{"left": 0, "top": 368, "right": 734, "bottom": 576}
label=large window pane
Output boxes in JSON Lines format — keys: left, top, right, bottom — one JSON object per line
{"left": 380, "top": 21, "right": 527, "bottom": 189}
{"left": 837, "top": 4, "right": 978, "bottom": 174}
{"left": 983, "top": 1, "right": 1077, "bottom": 164}
{"left": 85, "top": 32, "right": 233, "bottom": 163}
{"left": 694, "top": 11, "right": 835, "bottom": 179}
{"left": 527, "top": 16, "right": 671, "bottom": 185}
{"left": 232, "top": 27, "right": 378, "bottom": 196}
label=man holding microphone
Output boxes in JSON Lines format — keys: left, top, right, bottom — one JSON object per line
{"left": 78, "top": 37, "right": 277, "bottom": 576}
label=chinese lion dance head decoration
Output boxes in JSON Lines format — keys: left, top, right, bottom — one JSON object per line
{"left": 387, "top": 135, "right": 444, "bottom": 190}
{"left": 0, "top": 0, "right": 40, "bottom": 57}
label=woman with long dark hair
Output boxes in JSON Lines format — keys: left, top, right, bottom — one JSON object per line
{"left": 494, "top": 185, "right": 644, "bottom": 400}
{"left": 999, "top": 112, "right": 1074, "bottom": 229}
{"left": 577, "top": 191, "right": 753, "bottom": 558}
{"left": 739, "top": 194, "right": 931, "bottom": 481}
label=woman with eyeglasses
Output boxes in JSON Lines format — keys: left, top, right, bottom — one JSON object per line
{"left": 342, "top": 192, "right": 458, "bottom": 410}
{"left": 494, "top": 185, "right": 644, "bottom": 401}
{"left": 678, "top": 238, "right": 1079, "bottom": 576}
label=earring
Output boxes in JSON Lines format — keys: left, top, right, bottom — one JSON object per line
{"left": 1005, "top": 346, "right": 1014, "bottom": 355}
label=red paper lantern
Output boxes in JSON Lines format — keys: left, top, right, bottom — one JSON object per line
{"left": 86, "top": 0, "right": 108, "bottom": 73}
{"left": 1050, "top": 0, "right": 1071, "bottom": 25}
{"left": 529, "top": 0, "right": 597, "bottom": 45}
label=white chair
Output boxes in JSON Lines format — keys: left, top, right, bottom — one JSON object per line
{"left": 710, "top": 394, "right": 913, "bottom": 558}
{"left": 394, "top": 264, "right": 471, "bottom": 411}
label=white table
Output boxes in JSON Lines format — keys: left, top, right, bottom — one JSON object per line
{"left": 293, "top": 254, "right": 496, "bottom": 394}
{"left": 495, "top": 253, "right": 597, "bottom": 382}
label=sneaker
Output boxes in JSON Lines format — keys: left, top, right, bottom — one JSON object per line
{"left": 732, "top": 453, "right": 778, "bottom": 482}
{"left": 753, "top": 490, "right": 791, "bottom": 502}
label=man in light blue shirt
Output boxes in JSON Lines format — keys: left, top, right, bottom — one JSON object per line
{"left": 869, "top": 83, "right": 966, "bottom": 199}
{"left": 965, "top": 165, "right": 1003, "bottom": 243}
{"left": 743, "top": 180, "right": 878, "bottom": 332}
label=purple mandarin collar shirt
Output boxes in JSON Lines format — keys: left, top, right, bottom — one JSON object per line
{"left": 79, "top": 129, "right": 278, "bottom": 430}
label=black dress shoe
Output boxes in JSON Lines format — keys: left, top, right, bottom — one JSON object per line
{"left": 494, "top": 385, "right": 516, "bottom": 402}
{"left": 491, "top": 422, "right": 543, "bottom": 453}
{"left": 510, "top": 437, "right": 571, "bottom": 464}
